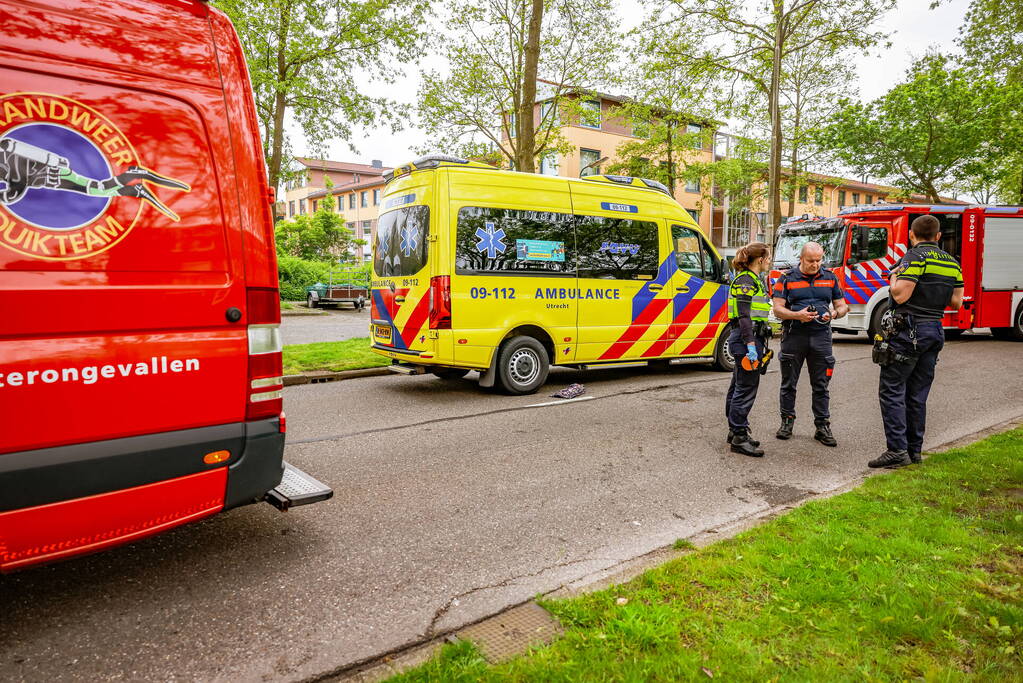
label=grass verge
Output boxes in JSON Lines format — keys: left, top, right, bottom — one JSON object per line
{"left": 391, "top": 429, "right": 1023, "bottom": 681}
{"left": 282, "top": 338, "right": 389, "bottom": 375}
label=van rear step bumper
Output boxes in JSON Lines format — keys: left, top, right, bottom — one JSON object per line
{"left": 264, "top": 462, "right": 333, "bottom": 511}
{"left": 388, "top": 363, "right": 427, "bottom": 375}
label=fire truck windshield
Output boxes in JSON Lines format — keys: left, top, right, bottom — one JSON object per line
{"left": 773, "top": 220, "right": 847, "bottom": 269}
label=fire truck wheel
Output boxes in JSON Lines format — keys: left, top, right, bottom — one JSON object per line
{"left": 496, "top": 335, "right": 549, "bottom": 395}
{"left": 868, "top": 300, "right": 889, "bottom": 341}
{"left": 432, "top": 368, "right": 470, "bottom": 380}
{"left": 993, "top": 303, "right": 1023, "bottom": 341}
{"left": 711, "top": 325, "right": 735, "bottom": 372}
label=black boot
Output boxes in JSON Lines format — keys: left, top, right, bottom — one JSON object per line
{"left": 727, "top": 429, "right": 760, "bottom": 447}
{"left": 908, "top": 451, "right": 922, "bottom": 464}
{"left": 776, "top": 416, "right": 794, "bottom": 440}
{"left": 813, "top": 420, "right": 837, "bottom": 447}
{"left": 868, "top": 449, "right": 911, "bottom": 469}
{"left": 730, "top": 429, "right": 765, "bottom": 457}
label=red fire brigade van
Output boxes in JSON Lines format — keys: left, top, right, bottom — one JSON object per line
{"left": 772, "top": 204, "right": 1023, "bottom": 340}
{"left": 0, "top": 0, "right": 331, "bottom": 572}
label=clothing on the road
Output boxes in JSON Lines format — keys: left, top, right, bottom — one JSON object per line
{"left": 893, "top": 241, "right": 964, "bottom": 320}
{"left": 878, "top": 320, "right": 945, "bottom": 457}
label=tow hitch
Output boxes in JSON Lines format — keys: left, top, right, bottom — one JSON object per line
{"left": 264, "top": 462, "right": 333, "bottom": 511}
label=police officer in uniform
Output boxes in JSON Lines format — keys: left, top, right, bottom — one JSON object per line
{"left": 725, "top": 242, "right": 772, "bottom": 457}
{"left": 772, "top": 242, "right": 849, "bottom": 446}
{"left": 869, "top": 215, "right": 963, "bottom": 468}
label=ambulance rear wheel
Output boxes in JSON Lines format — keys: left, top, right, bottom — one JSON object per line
{"left": 712, "top": 325, "right": 735, "bottom": 372}
{"left": 496, "top": 336, "right": 549, "bottom": 395}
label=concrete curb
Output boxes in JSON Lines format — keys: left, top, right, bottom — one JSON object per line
{"left": 283, "top": 367, "right": 391, "bottom": 386}
{"left": 281, "top": 308, "right": 327, "bottom": 317}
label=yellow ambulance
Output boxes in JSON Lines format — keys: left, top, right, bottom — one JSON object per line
{"left": 370, "top": 155, "right": 734, "bottom": 394}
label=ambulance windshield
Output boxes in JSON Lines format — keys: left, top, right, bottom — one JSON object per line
{"left": 773, "top": 220, "right": 847, "bottom": 269}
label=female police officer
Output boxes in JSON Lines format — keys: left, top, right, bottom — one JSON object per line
{"left": 725, "top": 242, "right": 772, "bottom": 457}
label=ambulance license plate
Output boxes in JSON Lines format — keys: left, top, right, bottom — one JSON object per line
{"left": 374, "top": 324, "right": 392, "bottom": 341}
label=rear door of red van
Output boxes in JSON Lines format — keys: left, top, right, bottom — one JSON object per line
{"left": 0, "top": 2, "right": 249, "bottom": 468}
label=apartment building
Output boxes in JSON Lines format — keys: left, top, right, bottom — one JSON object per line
{"left": 510, "top": 88, "right": 718, "bottom": 237}
{"left": 281, "top": 158, "right": 392, "bottom": 262}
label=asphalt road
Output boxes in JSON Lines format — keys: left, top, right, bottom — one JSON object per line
{"left": 281, "top": 307, "right": 371, "bottom": 346}
{"left": 3, "top": 333, "right": 1022, "bottom": 682}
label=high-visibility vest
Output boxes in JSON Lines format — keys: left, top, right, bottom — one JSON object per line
{"left": 728, "top": 270, "right": 771, "bottom": 321}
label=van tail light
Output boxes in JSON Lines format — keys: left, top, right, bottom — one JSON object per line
{"left": 246, "top": 287, "right": 283, "bottom": 421}
{"left": 429, "top": 275, "right": 452, "bottom": 329}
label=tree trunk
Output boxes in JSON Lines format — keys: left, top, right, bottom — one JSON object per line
{"left": 787, "top": 95, "right": 799, "bottom": 218}
{"left": 267, "top": 2, "right": 292, "bottom": 190}
{"left": 665, "top": 127, "right": 676, "bottom": 194}
{"left": 767, "top": 0, "right": 784, "bottom": 245}
{"left": 516, "top": 0, "right": 543, "bottom": 173}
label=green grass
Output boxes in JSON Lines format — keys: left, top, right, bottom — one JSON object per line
{"left": 673, "top": 538, "right": 697, "bottom": 551}
{"left": 390, "top": 429, "right": 1023, "bottom": 682}
{"left": 280, "top": 301, "right": 295, "bottom": 310}
{"left": 282, "top": 338, "right": 389, "bottom": 374}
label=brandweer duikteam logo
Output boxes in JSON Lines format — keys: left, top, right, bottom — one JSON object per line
{"left": 0, "top": 92, "right": 190, "bottom": 261}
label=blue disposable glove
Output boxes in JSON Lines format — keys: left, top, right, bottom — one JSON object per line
{"left": 745, "top": 343, "right": 759, "bottom": 364}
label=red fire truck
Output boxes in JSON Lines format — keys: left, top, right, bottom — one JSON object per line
{"left": 772, "top": 204, "right": 1023, "bottom": 340}
{"left": 0, "top": 0, "right": 331, "bottom": 572}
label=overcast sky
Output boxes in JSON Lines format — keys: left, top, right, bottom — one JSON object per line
{"left": 307, "top": 0, "right": 971, "bottom": 169}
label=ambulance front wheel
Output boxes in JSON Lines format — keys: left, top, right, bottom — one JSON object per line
{"left": 712, "top": 325, "right": 735, "bottom": 372}
{"left": 496, "top": 336, "right": 550, "bottom": 395}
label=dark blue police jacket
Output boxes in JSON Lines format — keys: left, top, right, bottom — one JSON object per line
{"left": 772, "top": 266, "right": 845, "bottom": 334}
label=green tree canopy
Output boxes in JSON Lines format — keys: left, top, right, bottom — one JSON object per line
{"left": 818, "top": 54, "right": 1009, "bottom": 202}
{"left": 416, "top": 0, "right": 619, "bottom": 171}
{"left": 215, "top": 0, "right": 429, "bottom": 189}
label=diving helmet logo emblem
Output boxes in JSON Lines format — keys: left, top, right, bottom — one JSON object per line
{"left": 0, "top": 92, "right": 190, "bottom": 261}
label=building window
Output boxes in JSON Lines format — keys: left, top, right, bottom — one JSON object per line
{"left": 299, "top": 198, "right": 306, "bottom": 215}
{"left": 361, "top": 191, "right": 368, "bottom": 208}
{"left": 685, "top": 178, "right": 700, "bottom": 193}
{"left": 838, "top": 190, "right": 846, "bottom": 207}
{"left": 289, "top": 200, "right": 295, "bottom": 217}
{"left": 687, "top": 123, "right": 703, "bottom": 149}
{"left": 347, "top": 221, "right": 356, "bottom": 236}
{"left": 349, "top": 194, "right": 356, "bottom": 209}
{"left": 633, "top": 119, "right": 651, "bottom": 138}
{"left": 686, "top": 208, "right": 700, "bottom": 223}
{"left": 540, "top": 101, "right": 557, "bottom": 125}
{"left": 852, "top": 192, "right": 860, "bottom": 205}
{"left": 337, "top": 196, "right": 343, "bottom": 211}
{"left": 312, "top": 200, "right": 318, "bottom": 212}
{"left": 373, "top": 189, "right": 380, "bottom": 205}
{"left": 814, "top": 186, "right": 823, "bottom": 205}
{"left": 580, "top": 99, "right": 601, "bottom": 129}
{"left": 866, "top": 194, "right": 873, "bottom": 204}
{"left": 540, "top": 152, "right": 559, "bottom": 176}
{"left": 507, "top": 112, "right": 516, "bottom": 138}
{"left": 580, "top": 148, "right": 601, "bottom": 177}
{"left": 798, "top": 186, "right": 808, "bottom": 203}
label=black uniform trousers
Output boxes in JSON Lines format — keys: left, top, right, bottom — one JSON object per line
{"left": 725, "top": 327, "right": 766, "bottom": 431}
{"left": 778, "top": 327, "right": 836, "bottom": 423}
{"left": 878, "top": 320, "right": 944, "bottom": 456}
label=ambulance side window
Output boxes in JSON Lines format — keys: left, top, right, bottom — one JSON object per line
{"left": 576, "top": 216, "right": 659, "bottom": 280}
{"left": 455, "top": 206, "right": 575, "bottom": 275}
{"left": 672, "top": 225, "right": 716, "bottom": 280}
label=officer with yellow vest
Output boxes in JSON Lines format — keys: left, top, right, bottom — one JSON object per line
{"left": 725, "top": 242, "right": 773, "bottom": 457}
